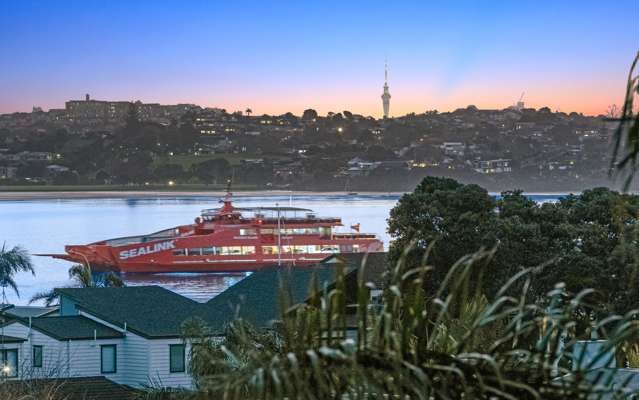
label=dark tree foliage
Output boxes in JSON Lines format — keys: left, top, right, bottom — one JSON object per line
{"left": 301, "top": 109, "right": 318, "bottom": 121}
{"left": 190, "top": 158, "right": 231, "bottom": 184}
{"left": 388, "top": 176, "right": 639, "bottom": 314}
{"left": 154, "top": 163, "right": 185, "bottom": 181}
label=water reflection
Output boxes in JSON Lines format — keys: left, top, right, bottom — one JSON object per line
{"left": 122, "top": 272, "right": 250, "bottom": 303}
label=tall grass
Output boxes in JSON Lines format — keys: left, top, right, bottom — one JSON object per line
{"left": 182, "top": 249, "right": 639, "bottom": 399}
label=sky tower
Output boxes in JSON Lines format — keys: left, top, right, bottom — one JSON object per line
{"left": 381, "top": 62, "right": 391, "bottom": 118}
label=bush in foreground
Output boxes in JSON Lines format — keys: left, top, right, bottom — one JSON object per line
{"left": 182, "top": 250, "right": 639, "bottom": 399}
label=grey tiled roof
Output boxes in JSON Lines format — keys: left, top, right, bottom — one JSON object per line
{"left": 52, "top": 254, "right": 390, "bottom": 338}
{"left": 9, "top": 315, "right": 124, "bottom": 340}
{"left": 3, "top": 305, "right": 58, "bottom": 318}
{"left": 56, "top": 286, "right": 200, "bottom": 338}
{"left": 199, "top": 265, "right": 348, "bottom": 333}
{"left": 0, "top": 334, "right": 27, "bottom": 343}
{"left": 5, "top": 376, "right": 140, "bottom": 400}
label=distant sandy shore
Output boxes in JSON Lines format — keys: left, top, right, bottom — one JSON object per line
{"left": 0, "top": 190, "right": 407, "bottom": 201}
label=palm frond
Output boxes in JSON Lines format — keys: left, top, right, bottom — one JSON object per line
{"left": 68, "top": 264, "right": 94, "bottom": 288}
{"left": 29, "top": 289, "right": 58, "bottom": 306}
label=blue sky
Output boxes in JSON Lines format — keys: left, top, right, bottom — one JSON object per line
{"left": 1, "top": 0, "right": 637, "bottom": 116}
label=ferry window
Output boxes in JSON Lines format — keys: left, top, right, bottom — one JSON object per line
{"left": 320, "top": 245, "right": 339, "bottom": 253}
{"left": 241, "top": 246, "right": 256, "bottom": 255}
{"left": 1, "top": 349, "right": 17, "bottom": 377}
{"left": 340, "top": 245, "right": 353, "bottom": 253}
{"left": 260, "top": 229, "right": 274, "bottom": 235}
{"left": 240, "top": 229, "right": 257, "bottom": 236}
{"left": 262, "top": 246, "right": 278, "bottom": 255}
{"left": 187, "top": 248, "right": 203, "bottom": 256}
{"left": 292, "top": 245, "right": 307, "bottom": 254}
{"left": 281, "top": 246, "right": 292, "bottom": 253}
{"left": 307, "top": 245, "right": 321, "bottom": 253}
{"left": 352, "top": 245, "right": 360, "bottom": 253}
{"left": 169, "top": 344, "right": 185, "bottom": 373}
{"left": 101, "top": 345, "right": 117, "bottom": 374}
{"left": 306, "top": 228, "right": 319, "bottom": 235}
{"left": 173, "top": 249, "right": 186, "bottom": 256}
{"left": 319, "top": 227, "right": 332, "bottom": 238}
{"left": 220, "top": 246, "right": 242, "bottom": 255}
{"left": 32, "top": 345, "right": 43, "bottom": 368}
{"left": 202, "top": 247, "right": 218, "bottom": 255}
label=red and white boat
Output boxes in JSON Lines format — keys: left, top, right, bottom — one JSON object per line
{"left": 46, "top": 195, "right": 384, "bottom": 273}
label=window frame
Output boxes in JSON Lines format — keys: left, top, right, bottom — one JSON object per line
{"left": 169, "top": 344, "right": 186, "bottom": 373}
{"left": 100, "top": 344, "right": 117, "bottom": 374}
{"left": 32, "top": 345, "right": 43, "bottom": 368}
{"left": 1, "top": 349, "right": 18, "bottom": 377}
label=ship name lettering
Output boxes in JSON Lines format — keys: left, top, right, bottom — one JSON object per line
{"left": 119, "top": 240, "right": 176, "bottom": 260}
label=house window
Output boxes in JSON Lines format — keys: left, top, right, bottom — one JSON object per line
{"left": 32, "top": 345, "right": 43, "bottom": 368}
{"left": 169, "top": 344, "right": 185, "bottom": 373}
{"left": 101, "top": 345, "right": 117, "bottom": 374}
{"left": 1, "top": 349, "right": 18, "bottom": 377}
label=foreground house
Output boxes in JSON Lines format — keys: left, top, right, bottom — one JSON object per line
{"left": 0, "top": 253, "right": 388, "bottom": 389}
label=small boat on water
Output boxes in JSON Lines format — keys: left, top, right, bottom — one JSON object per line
{"left": 43, "top": 194, "right": 384, "bottom": 273}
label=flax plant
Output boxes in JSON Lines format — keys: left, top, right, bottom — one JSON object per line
{"left": 612, "top": 51, "right": 639, "bottom": 190}
{"left": 182, "top": 248, "right": 639, "bottom": 399}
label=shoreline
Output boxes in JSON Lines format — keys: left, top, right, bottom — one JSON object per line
{"left": 0, "top": 189, "right": 575, "bottom": 201}
{"left": 0, "top": 190, "right": 407, "bottom": 201}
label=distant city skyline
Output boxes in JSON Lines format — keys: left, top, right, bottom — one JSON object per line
{"left": 1, "top": 1, "right": 638, "bottom": 117}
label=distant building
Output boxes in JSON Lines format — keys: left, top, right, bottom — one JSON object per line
{"left": 65, "top": 93, "right": 112, "bottom": 121}
{"left": 440, "top": 142, "right": 466, "bottom": 156}
{"left": 515, "top": 122, "right": 536, "bottom": 130}
{"left": 0, "top": 166, "right": 17, "bottom": 179}
{"left": 473, "top": 159, "right": 512, "bottom": 174}
{"left": 65, "top": 95, "right": 199, "bottom": 124}
{"left": 45, "top": 164, "right": 71, "bottom": 174}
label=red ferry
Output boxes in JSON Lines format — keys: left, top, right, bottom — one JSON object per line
{"left": 46, "top": 195, "right": 384, "bottom": 273}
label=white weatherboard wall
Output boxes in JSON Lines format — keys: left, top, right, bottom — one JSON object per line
{"left": 121, "top": 332, "right": 150, "bottom": 387}
{"left": 77, "top": 310, "right": 151, "bottom": 387}
{"left": 64, "top": 339, "right": 125, "bottom": 382}
{"left": 1, "top": 323, "right": 125, "bottom": 381}
{"left": 148, "top": 338, "right": 193, "bottom": 388}
{"left": 2, "top": 317, "right": 195, "bottom": 389}
{"left": 2, "top": 323, "right": 65, "bottom": 378}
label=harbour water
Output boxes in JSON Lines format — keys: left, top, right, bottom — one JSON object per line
{"left": 0, "top": 193, "right": 562, "bottom": 305}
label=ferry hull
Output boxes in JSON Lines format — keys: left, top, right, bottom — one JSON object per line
{"left": 52, "top": 252, "right": 375, "bottom": 273}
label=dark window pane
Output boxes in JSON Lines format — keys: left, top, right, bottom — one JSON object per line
{"left": 33, "top": 345, "right": 43, "bottom": 368}
{"left": 101, "top": 345, "right": 116, "bottom": 374}
{"left": 169, "top": 344, "right": 185, "bottom": 373}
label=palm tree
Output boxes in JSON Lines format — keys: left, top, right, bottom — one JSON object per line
{"left": 245, "top": 108, "right": 252, "bottom": 117}
{"left": 30, "top": 264, "right": 124, "bottom": 306}
{"left": 0, "top": 243, "right": 35, "bottom": 302}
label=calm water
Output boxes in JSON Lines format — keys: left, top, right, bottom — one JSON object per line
{"left": 0, "top": 193, "right": 562, "bottom": 305}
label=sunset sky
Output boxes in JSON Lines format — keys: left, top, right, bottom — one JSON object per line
{"left": 1, "top": 0, "right": 638, "bottom": 117}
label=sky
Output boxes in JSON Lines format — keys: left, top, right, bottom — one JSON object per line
{"left": 1, "top": 0, "right": 638, "bottom": 117}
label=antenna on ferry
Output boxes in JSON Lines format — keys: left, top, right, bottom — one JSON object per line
{"left": 224, "top": 177, "right": 233, "bottom": 202}
{"left": 276, "top": 202, "right": 282, "bottom": 266}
